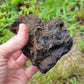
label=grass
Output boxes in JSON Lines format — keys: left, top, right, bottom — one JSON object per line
{"left": 0, "top": 0, "right": 84, "bottom": 84}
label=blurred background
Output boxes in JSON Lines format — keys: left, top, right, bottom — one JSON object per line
{"left": 0, "top": 0, "right": 84, "bottom": 84}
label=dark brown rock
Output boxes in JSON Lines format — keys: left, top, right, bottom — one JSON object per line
{"left": 10, "top": 14, "right": 73, "bottom": 74}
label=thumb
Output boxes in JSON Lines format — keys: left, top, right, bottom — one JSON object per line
{"left": 0, "top": 24, "right": 28, "bottom": 58}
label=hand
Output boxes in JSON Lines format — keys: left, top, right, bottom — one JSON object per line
{"left": 0, "top": 24, "right": 38, "bottom": 84}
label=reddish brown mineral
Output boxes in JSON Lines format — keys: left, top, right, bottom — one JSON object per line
{"left": 10, "top": 14, "right": 73, "bottom": 74}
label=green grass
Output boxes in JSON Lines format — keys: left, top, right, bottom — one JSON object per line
{"left": 0, "top": 0, "right": 84, "bottom": 47}
{"left": 0, "top": 0, "right": 84, "bottom": 84}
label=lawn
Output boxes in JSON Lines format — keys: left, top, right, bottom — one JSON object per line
{"left": 0, "top": 0, "right": 84, "bottom": 84}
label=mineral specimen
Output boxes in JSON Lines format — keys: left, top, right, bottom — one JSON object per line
{"left": 10, "top": 14, "right": 73, "bottom": 74}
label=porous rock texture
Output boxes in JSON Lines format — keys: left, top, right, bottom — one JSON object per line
{"left": 10, "top": 14, "right": 73, "bottom": 74}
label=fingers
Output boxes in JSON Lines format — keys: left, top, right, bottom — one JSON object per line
{"left": 16, "top": 54, "right": 28, "bottom": 68}
{"left": 25, "top": 66, "right": 39, "bottom": 80}
{"left": 0, "top": 24, "right": 28, "bottom": 58}
{"left": 8, "top": 50, "right": 22, "bottom": 60}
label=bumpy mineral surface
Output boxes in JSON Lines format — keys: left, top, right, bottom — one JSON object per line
{"left": 10, "top": 14, "right": 73, "bottom": 74}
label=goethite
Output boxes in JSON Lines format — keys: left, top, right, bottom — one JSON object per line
{"left": 10, "top": 14, "right": 73, "bottom": 74}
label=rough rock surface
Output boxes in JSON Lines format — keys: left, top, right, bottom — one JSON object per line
{"left": 10, "top": 14, "right": 73, "bottom": 74}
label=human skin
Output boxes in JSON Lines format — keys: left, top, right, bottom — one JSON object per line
{"left": 0, "top": 24, "right": 39, "bottom": 84}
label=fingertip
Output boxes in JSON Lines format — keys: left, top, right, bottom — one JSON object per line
{"left": 25, "top": 66, "right": 39, "bottom": 80}
{"left": 16, "top": 53, "right": 29, "bottom": 68}
{"left": 18, "top": 23, "right": 28, "bottom": 36}
{"left": 19, "top": 23, "right": 25, "bottom": 28}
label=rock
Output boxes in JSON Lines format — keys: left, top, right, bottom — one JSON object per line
{"left": 10, "top": 14, "right": 73, "bottom": 74}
